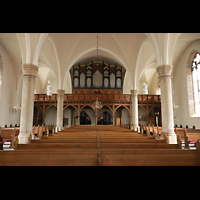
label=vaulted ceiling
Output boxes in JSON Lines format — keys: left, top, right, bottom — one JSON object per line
{"left": 0, "top": 33, "right": 200, "bottom": 94}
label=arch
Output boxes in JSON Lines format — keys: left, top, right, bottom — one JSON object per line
{"left": 148, "top": 105, "right": 161, "bottom": 116}
{"left": 148, "top": 33, "right": 162, "bottom": 66}
{"left": 138, "top": 106, "right": 147, "bottom": 126}
{"left": 63, "top": 46, "right": 133, "bottom": 91}
{"left": 97, "top": 106, "right": 113, "bottom": 118}
{"left": 114, "top": 105, "right": 130, "bottom": 115}
{"left": 97, "top": 111, "right": 112, "bottom": 125}
{"left": 138, "top": 105, "right": 147, "bottom": 114}
{"left": 80, "top": 105, "right": 94, "bottom": 113}
{"left": 134, "top": 38, "right": 149, "bottom": 89}
{"left": 25, "top": 33, "right": 31, "bottom": 64}
{"left": 63, "top": 104, "right": 78, "bottom": 112}
{"left": 80, "top": 111, "right": 91, "bottom": 125}
{"left": 33, "top": 33, "right": 49, "bottom": 66}
{"left": 80, "top": 106, "right": 95, "bottom": 125}
{"left": 45, "top": 104, "right": 57, "bottom": 113}
{"left": 186, "top": 50, "right": 199, "bottom": 117}
{"left": 164, "top": 33, "right": 181, "bottom": 65}
{"left": 101, "top": 105, "right": 113, "bottom": 114}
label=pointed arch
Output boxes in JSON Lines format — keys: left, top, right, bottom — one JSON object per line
{"left": 25, "top": 33, "right": 31, "bottom": 64}
{"left": 114, "top": 105, "right": 130, "bottom": 115}
{"left": 64, "top": 104, "right": 78, "bottom": 112}
{"left": 33, "top": 33, "right": 49, "bottom": 66}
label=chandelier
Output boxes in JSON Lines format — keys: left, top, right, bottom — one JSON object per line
{"left": 92, "top": 97, "right": 103, "bottom": 110}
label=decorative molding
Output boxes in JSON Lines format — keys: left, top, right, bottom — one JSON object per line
{"left": 131, "top": 89, "right": 138, "bottom": 96}
{"left": 22, "top": 64, "right": 38, "bottom": 78}
{"left": 156, "top": 65, "right": 173, "bottom": 79}
{"left": 57, "top": 89, "right": 65, "bottom": 97}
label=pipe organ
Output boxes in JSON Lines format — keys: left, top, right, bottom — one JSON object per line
{"left": 72, "top": 60, "right": 125, "bottom": 93}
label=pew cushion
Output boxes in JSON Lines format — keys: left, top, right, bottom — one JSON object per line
{"left": 3, "top": 139, "right": 11, "bottom": 141}
{"left": 189, "top": 140, "right": 198, "bottom": 142}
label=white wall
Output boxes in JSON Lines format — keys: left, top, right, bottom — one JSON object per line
{"left": 0, "top": 44, "right": 20, "bottom": 127}
{"left": 45, "top": 106, "right": 57, "bottom": 125}
{"left": 122, "top": 108, "right": 130, "bottom": 124}
{"left": 173, "top": 40, "right": 200, "bottom": 128}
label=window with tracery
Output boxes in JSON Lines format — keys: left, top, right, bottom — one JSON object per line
{"left": 191, "top": 53, "right": 200, "bottom": 116}
{"left": 0, "top": 55, "right": 3, "bottom": 98}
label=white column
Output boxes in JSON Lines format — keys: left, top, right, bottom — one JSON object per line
{"left": 18, "top": 64, "right": 38, "bottom": 144}
{"left": 131, "top": 89, "right": 138, "bottom": 132}
{"left": 156, "top": 65, "right": 177, "bottom": 144}
{"left": 57, "top": 89, "right": 65, "bottom": 131}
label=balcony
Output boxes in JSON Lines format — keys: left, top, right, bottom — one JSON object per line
{"left": 138, "top": 94, "right": 161, "bottom": 104}
{"left": 34, "top": 94, "right": 161, "bottom": 104}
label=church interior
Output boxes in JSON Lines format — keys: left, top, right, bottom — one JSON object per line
{"left": 0, "top": 33, "right": 200, "bottom": 166}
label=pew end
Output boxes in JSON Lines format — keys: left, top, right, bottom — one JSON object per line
{"left": 196, "top": 139, "right": 200, "bottom": 165}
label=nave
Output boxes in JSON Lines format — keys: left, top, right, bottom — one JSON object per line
{"left": 0, "top": 125, "right": 199, "bottom": 166}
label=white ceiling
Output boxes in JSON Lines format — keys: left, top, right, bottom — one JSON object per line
{"left": 0, "top": 33, "right": 200, "bottom": 94}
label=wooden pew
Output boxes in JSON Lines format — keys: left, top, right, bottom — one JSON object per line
{"left": 174, "top": 127, "right": 200, "bottom": 149}
{"left": 0, "top": 147, "right": 199, "bottom": 166}
{"left": 184, "top": 129, "right": 200, "bottom": 149}
{"left": 1, "top": 125, "right": 200, "bottom": 166}
{"left": 0, "top": 127, "right": 19, "bottom": 149}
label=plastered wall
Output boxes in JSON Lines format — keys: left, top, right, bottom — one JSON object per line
{"left": 173, "top": 40, "right": 200, "bottom": 128}
{"left": 0, "top": 44, "right": 20, "bottom": 127}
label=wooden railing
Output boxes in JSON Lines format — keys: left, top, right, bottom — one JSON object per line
{"left": 138, "top": 95, "right": 161, "bottom": 104}
{"left": 34, "top": 94, "right": 161, "bottom": 104}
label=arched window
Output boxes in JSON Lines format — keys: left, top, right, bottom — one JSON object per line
{"left": 186, "top": 50, "right": 200, "bottom": 117}
{"left": 191, "top": 53, "right": 200, "bottom": 116}
{"left": 0, "top": 55, "right": 3, "bottom": 98}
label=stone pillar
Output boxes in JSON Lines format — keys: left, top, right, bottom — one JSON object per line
{"left": 57, "top": 89, "right": 65, "bottom": 131}
{"left": 18, "top": 64, "right": 38, "bottom": 144}
{"left": 156, "top": 65, "right": 177, "bottom": 144}
{"left": 131, "top": 89, "right": 138, "bottom": 132}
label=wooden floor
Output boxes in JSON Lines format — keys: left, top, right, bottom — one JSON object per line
{"left": 0, "top": 125, "right": 199, "bottom": 166}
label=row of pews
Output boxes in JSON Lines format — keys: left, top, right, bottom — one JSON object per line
{"left": 0, "top": 124, "right": 55, "bottom": 150}
{"left": 140, "top": 124, "right": 200, "bottom": 149}
{"left": 0, "top": 125, "right": 200, "bottom": 166}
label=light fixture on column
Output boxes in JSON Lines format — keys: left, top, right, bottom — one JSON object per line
{"left": 13, "top": 100, "right": 21, "bottom": 112}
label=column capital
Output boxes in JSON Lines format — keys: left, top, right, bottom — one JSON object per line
{"left": 22, "top": 64, "right": 38, "bottom": 78}
{"left": 57, "top": 89, "right": 65, "bottom": 96}
{"left": 156, "top": 65, "right": 173, "bottom": 78}
{"left": 131, "top": 89, "right": 138, "bottom": 96}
